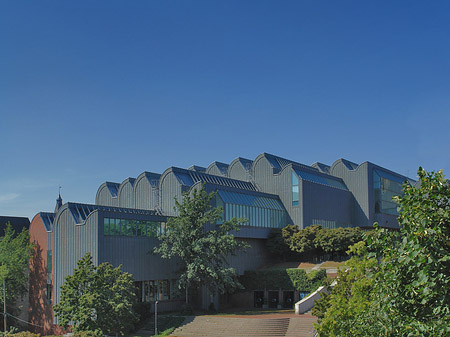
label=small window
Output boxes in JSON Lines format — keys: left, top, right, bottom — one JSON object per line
{"left": 292, "top": 171, "right": 299, "bottom": 206}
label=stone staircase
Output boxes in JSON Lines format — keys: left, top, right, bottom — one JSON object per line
{"left": 171, "top": 315, "right": 317, "bottom": 337}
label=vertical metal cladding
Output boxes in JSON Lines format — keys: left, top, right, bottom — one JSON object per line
{"left": 53, "top": 205, "right": 98, "bottom": 322}
{"left": 118, "top": 178, "right": 136, "bottom": 209}
{"left": 226, "top": 238, "right": 270, "bottom": 275}
{"left": 253, "top": 155, "right": 301, "bottom": 227}
{"left": 228, "top": 157, "right": 253, "bottom": 182}
{"left": 95, "top": 182, "right": 119, "bottom": 207}
{"left": 98, "top": 212, "right": 179, "bottom": 281}
{"left": 301, "top": 181, "right": 353, "bottom": 228}
{"left": 206, "top": 161, "right": 229, "bottom": 177}
{"left": 134, "top": 172, "right": 161, "bottom": 210}
{"left": 330, "top": 160, "right": 370, "bottom": 227}
{"left": 159, "top": 169, "right": 184, "bottom": 216}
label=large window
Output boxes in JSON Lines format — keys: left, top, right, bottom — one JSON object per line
{"left": 139, "top": 279, "right": 176, "bottom": 302}
{"left": 216, "top": 190, "right": 288, "bottom": 229}
{"left": 373, "top": 169, "right": 404, "bottom": 216}
{"left": 292, "top": 172, "right": 299, "bottom": 206}
{"left": 103, "top": 218, "right": 166, "bottom": 237}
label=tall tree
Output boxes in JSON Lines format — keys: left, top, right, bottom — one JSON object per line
{"left": 153, "top": 186, "right": 249, "bottom": 304}
{"left": 314, "top": 168, "right": 450, "bottom": 336}
{"left": 0, "top": 224, "right": 33, "bottom": 330}
{"left": 53, "top": 253, "right": 137, "bottom": 335}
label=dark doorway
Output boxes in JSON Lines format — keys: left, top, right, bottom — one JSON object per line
{"left": 283, "top": 291, "right": 294, "bottom": 308}
{"left": 254, "top": 291, "right": 264, "bottom": 308}
{"left": 268, "top": 291, "right": 279, "bottom": 308}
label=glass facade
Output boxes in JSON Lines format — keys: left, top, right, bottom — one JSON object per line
{"left": 373, "top": 169, "right": 404, "bottom": 216}
{"left": 293, "top": 168, "right": 348, "bottom": 190}
{"left": 292, "top": 172, "right": 299, "bottom": 206}
{"left": 47, "top": 250, "right": 52, "bottom": 274}
{"left": 139, "top": 279, "right": 176, "bottom": 302}
{"left": 103, "top": 218, "right": 166, "bottom": 237}
{"left": 217, "top": 190, "right": 288, "bottom": 228}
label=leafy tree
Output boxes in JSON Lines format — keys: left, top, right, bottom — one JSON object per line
{"left": 314, "top": 168, "right": 450, "bottom": 336}
{"left": 265, "top": 228, "right": 300, "bottom": 261}
{"left": 289, "top": 225, "right": 323, "bottom": 259}
{"left": 0, "top": 224, "right": 33, "bottom": 329}
{"left": 313, "top": 241, "right": 380, "bottom": 336}
{"left": 370, "top": 168, "right": 450, "bottom": 335}
{"left": 153, "top": 186, "right": 249, "bottom": 304}
{"left": 315, "top": 227, "right": 363, "bottom": 259}
{"left": 53, "top": 253, "right": 137, "bottom": 335}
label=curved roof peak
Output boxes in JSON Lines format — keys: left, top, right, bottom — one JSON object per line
{"left": 169, "top": 166, "right": 256, "bottom": 191}
{"left": 120, "top": 177, "right": 136, "bottom": 186}
{"left": 188, "top": 165, "right": 207, "bottom": 173}
{"left": 230, "top": 157, "right": 253, "bottom": 171}
{"left": 206, "top": 161, "right": 229, "bottom": 175}
{"left": 311, "top": 162, "right": 331, "bottom": 174}
{"left": 331, "top": 158, "right": 360, "bottom": 171}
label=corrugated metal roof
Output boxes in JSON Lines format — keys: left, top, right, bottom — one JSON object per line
{"left": 237, "top": 157, "right": 253, "bottom": 171}
{"left": 173, "top": 168, "right": 256, "bottom": 191}
{"left": 217, "top": 190, "right": 285, "bottom": 211}
{"left": 40, "top": 212, "right": 55, "bottom": 232}
{"left": 373, "top": 169, "right": 407, "bottom": 184}
{"left": 106, "top": 182, "right": 120, "bottom": 198}
{"left": 312, "top": 162, "right": 331, "bottom": 174}
{"left": 341, "top": 159, "right": 359, "bottom": 170}
{"left": 294, "top": 168, "right": 348, "bottom": 191}
{"left": 67, "top": 202, "right": 158, "bottom": 225}
{"left": 264, "top": 153, "right": 318, "bottom": 173}
{"left": 188, "top": 165, "right": 207, "bottom": 173}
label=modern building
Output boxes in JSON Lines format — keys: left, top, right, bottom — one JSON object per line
{"left": 28, "top": 153, "right": 414, "bottom": 333}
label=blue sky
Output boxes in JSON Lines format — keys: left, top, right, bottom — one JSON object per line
{"left": 1, "top": 1, "right": 449, "bottom": 220}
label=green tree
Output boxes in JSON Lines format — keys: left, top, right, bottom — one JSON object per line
{"left": 53, "top": 253, "right": 137, "bottom": 335}
{"left": 371, "top": 168, "right": 450, "bottom": 335}
{"left": 313, "top": 241, "right": 380, "bottom": 336}
{"left": 0, "top": 224, "right": 33, "bottom": 330}
{"left": 153, "top": 186, "right": 249, "bottom": 304}
{"left": 265, "top": 228, "right": 300, "bottom": 261}
{"left": 288, "top": 225, "right": 323, "bottom": 260}
{"left": 314, "top": 168, "right": 450, "bottom": 336}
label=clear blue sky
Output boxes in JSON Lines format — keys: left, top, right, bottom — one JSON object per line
{"left": 1, "top": 1, "right": 449, "bottom": 220}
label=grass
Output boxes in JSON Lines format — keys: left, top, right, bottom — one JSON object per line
{"left": 320, "top": 261, "right": 346, "bottom": 268}
{"left": 132, "top": 315, "right": 186, "bottom": 337}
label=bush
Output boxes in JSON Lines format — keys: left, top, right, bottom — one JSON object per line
{"left": 4, "top": 332, "right": 40, "bottom": 337}
{"left": 72, "top": 330, "right": 103, "bottom": 337}
{"left": 133, "top": 301, "right": 151, "bottom": 323}
{"left": 180, "top": 304, "right": 193, "bottom": 315}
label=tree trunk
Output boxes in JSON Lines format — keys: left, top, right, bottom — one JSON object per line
{"left": 185, "top": 286, "right": 188, "bottom": 304}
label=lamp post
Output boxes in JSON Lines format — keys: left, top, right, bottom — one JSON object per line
{"left": 154, "top": 300, "right": 158, "bottom": 335}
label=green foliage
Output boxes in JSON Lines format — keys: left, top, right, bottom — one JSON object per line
{"left": 314, "top": 168, "right": 450, "bottom": 336}
{"left": 279, "top": 224, "right": 363, "bottom": 261}
{"left": 0, "top": 224, "right": 33, "bottom": 329}
{"left": 3, "top": 332, "right": 40, "bottom": 337}
{"left": 53, "top": 253, "right": 137, "bottom": 335}
{"left": 266, "top": 226, "right": 297, "bottom": 261}
{"left": 72, "top": 330, "right": 104, "bottom": 337}
{"left": 313, "top": 241, "right": 380, "bottom": 336}
{"left": 153, "top": 186, "right": 249, "bottom": 303}
{"left": 240, "top": 268, "right": 326, "bottom": 292}
{"left": 370, "top": 168, "right": 450, "bottom": 335}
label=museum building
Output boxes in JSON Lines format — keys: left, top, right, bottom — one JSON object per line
{"left": 28, "top": 153, "right": 414, "bottom": 333}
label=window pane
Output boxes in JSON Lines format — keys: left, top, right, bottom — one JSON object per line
{"left": 104, "top": 218, "right": 110, "bottom": 236}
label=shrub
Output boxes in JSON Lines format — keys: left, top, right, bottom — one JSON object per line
{"left": 72, "top": 330, "right": 103, "bottom": 337}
